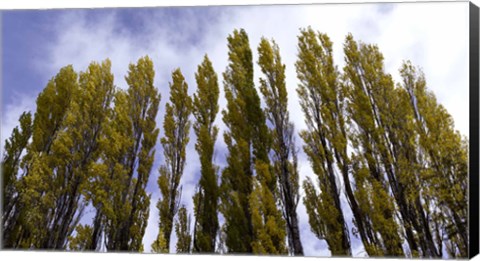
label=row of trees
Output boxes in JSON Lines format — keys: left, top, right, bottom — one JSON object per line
{"left": 296, "top": 30, "right": 468, "bottom": 257}
{"left": 1, "top": 28, "right": 468, "bottom": 258}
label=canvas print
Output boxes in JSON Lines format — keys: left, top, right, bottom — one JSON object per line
{"left": 1, "top": 1, "right": 478, "bottom": 259}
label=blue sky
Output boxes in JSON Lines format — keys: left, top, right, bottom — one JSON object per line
{"left": 1, "top": 6, "right": 227, "bottom": 105}
{"left": 1, "top": 2, "right": 470, "bottom": 256}
{"left": 3, "top": 10, "right": 55, "bottom": 104}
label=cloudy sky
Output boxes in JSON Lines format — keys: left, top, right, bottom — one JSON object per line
{"left": 1, "top": 1, "right": 470, "bottom": 256}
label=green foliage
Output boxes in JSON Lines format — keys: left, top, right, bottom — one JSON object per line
{"left": 25, "top": 59, "right": 115, "bottom": 250}
{"left": 4, "top": 65, "right": 80, "bottom": 249}
{"left": 343, "top": 34, "right": 406, "bottom": 256}
{"left": 2, "top": 112, "right": 32, "bottom": 193}
{"left": 68, "top": 225, "right": 93, "bottom": 251}
{"left": 94, "top": 56, "right": 160, "bottom": 252}
{"left": 303, "top": 177, "right": 347, "bottom": 256}
{"left": 102, "top": 57, "right": 160, "bottom": 251}
{"left": 257, "top": 38, "right": 299, "bottom": 255}
{"left": 43, "top": 59, "right": 116, "bottom": 249}
{"left": 249, "top": 168, "right": 287, "bottom": 255}
{"left": 192, "top": 55, "right": 220, "bottom": 253}
{"left": 296, "top": 28, "right": 351, "bottom": 256}
{"left": 151, "top": 228, "right": 169, "bottom": 253}
{"left": 94, "top": 88, "right": 134, "bottom": 251}
{"left": 31, "top": 65, "right": 78, "bottom": 153}
{"left": 220, "top": 29, "right": 286, "bottom": 255}
{"left": 220, "top": 29, "right": 257, "bottom": 253}
{"left": 157, "top": 68, "right": 193, "bottom": 253}
{"left": 1, "top": 29, "right": 468, "bottom": 258}
{"left": 400, "top": 61, "right": 468, "bottom": 257}
{"left": 2, "top": 112, "right": 33, "bottom": 236}
{"left": 175, "top": 206, "right": 192, "bottom": 253}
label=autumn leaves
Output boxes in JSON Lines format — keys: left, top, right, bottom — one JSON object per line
{"left": 1, "top": 28, "right": 468, "bottom": 258}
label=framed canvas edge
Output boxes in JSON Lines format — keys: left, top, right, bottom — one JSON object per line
{"left": 470, "top": 1, "right": 480, "bottom": 259}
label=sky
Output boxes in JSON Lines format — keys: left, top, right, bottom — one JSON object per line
{"left": 1, "top": 1, "right": 471, "bottom": 257}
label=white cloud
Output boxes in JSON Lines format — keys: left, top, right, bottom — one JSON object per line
{"left": 1, "top": 0, "right": 470, "bottom": 257}
{"left": 1, "top": 94, "right": 36, "bottom": 151}
{"left": 368, "top": 2, "right": 469, "bottom": 137}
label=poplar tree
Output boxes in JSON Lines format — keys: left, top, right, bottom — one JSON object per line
{"left": 191, "top": 55, "right": 220, "bottom": 253}
{"left": 399, "top": 87, "right": 441, "bottom": 257}
{"left": 41, "top": 59, "right": 115, "bottom": 249}
{"left": 220, "top": 29, "right": 286, "bottom": 254}
{"left": 89, "top": 88, "right": 133, "bottom": 251}
{"left": 69, "top": 58, "right": 159, "bottom": 252}
{"left": 345, "top": 36, "right": 457, "bottom": 258}
{"left": 101, "top": 56, "right": 160, "bottom": 251}
{"left": 295, "top": 28, "right": 351, "bottom": 256}
{"left": 381, "top": 66, "right": 438, "bottom": 258}
{"left": 343, "top": 34, "right": 406, "bottom": 256}
{"left": 295, "top": 28, "right": 389, "bottom": 256}
{"left": 257, "top": 38, "right": 303, "bottom": 255}
{"left": 220, "top": 29, "right": 256, "bottom": 253}
{"left": 1, "top": 111, "right": 33, "bottom": 245}
{"left": 155, "top": 68, "right": 193, "bottom": 253}
{"left": 4, "top": 65, "right": 79, "bottom": 249}
{"left": 1, "top": 32, "right": 469, "bottom": 257}
{"left": 400, "top": 62, "right": 468, "bottom": 257}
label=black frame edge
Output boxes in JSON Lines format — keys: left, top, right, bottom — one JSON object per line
{"left": 470, "top": 1, "right": 480, "bottom": 259}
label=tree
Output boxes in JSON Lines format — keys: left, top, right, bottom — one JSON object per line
{"left": 41, "top": 59, "right": 115, "bottom": 249}
{"left": 343, "top": 34, "right": 407, "bottom": 256}
{"left": 257, "top": 38, "right": 303, "bottom": 255}
{"left": 101, "top": 56, "right": 160, "bottom": 251}
{"left": 90, "top": 88, "right": 134, "bottom": 251}
{"left": 2, "top": 31, "right": 468, "bottom": 257}
{"left": 1, "top": 112, "right": 33, "bottom": 246}
{"left": 3, "top": 65, "right": 79, "bottom": 249}
{"left": 156, "top": 68, "right": 193, "bottom": 253}
{"left": 295, "top": 28, "right": 351, "bottom": 256}
{"left": 175, "top": 205, "right": 192, "bottom": 253}
{"left": 219, "top": 29, "right": 255, "bottom": 253}
{"left": 3, "top": 61, "right": 115, "bottom": 249}
{"left": 191, "top": 55, "right": 220, "bottom": 253}
{"left": 400, "top": 62, "right": 468, "bottom": 257}
{"left": 220, "top": 29, "right": 286, "bottom": 254}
